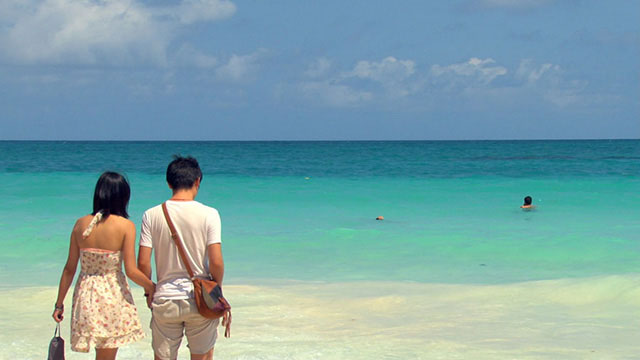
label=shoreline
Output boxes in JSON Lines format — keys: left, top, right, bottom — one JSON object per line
{"left": 2, "top": 275, "right": 639, "bottom": 359}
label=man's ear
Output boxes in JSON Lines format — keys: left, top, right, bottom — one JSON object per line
{"left": 168, "top": 182, "right": 173, "bottom": 190}
{"left": 194, "top": 177, "right": 201, "bottom": 189}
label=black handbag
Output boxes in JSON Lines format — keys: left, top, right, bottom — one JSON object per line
{"left": 48, "top": 323, "right": 65, "bottom": 360}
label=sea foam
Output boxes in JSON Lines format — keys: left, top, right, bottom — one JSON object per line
{"left": 2, "top": 275, "right": 640, "bottom": 359}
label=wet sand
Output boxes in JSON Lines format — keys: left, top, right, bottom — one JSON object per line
{"left": 2, "top": 275, "right": 640, "bottom": 359}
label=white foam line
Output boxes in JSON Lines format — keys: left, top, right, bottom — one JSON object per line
{"left": 2, "top": 275, "right": 640, "bottom": 359}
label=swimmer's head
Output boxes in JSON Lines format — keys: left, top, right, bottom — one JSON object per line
{"left": 523, "top": 196, "right": 532, "bottom": 206}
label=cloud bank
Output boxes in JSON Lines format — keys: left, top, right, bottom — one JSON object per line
{"left": 430, "top": 57, "right": 508, "bottom": 87}
{"left": 0, "top": 0, "right": 236, "bottom": 66}
{"left": 296, "top": 56, "right": 586, "bottom": 108}
{"left": 299, "top": 56, "right": 419, "bottom": 107}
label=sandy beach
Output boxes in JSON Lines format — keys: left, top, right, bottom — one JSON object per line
{"left": 2, "top": 275, "right": 640, "bottom": 359}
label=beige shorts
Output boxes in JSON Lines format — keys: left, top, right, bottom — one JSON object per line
{"left": 151, "top": 298, "right": 219, "bottom": 359}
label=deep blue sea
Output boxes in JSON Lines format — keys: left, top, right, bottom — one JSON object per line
{"left": 1, "top": 140, "right": 639, "bottom": 287}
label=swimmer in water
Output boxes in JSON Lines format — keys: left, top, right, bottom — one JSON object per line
{"left": 521, "top": 196, "right": 536, "bottom": 210}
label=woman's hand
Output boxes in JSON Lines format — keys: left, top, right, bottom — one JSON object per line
{"left": 52, "top": 305, "right": 64, "bottom": 322}
{"left": 53, "top": 222, "right": 80, "bottom": 325}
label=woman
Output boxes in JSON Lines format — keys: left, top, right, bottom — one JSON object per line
{"left": 53, "top": 172, "right": 155, "bottom": 360}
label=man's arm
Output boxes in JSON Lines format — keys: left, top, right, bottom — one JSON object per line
{"left": 207, "top": 243, "right": 224, "bottom": 284}
{"left": 137, "top": 211, "right": 154, "bottom": 307}
{"left": 206, "top": 209, "right": 223, "bottom": 284}
{"left": 123, "top": 220, "right": 155, "bottom": 293}
{"left": 137, "top": 246, "right": 153, "bottom": 308}
{"left": 138, "top": 211, "right": 153, "bottom": 279}
{"left": 137, "top": 246, "right": 153, "bottom": 280}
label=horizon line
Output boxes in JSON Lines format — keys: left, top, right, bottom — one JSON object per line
{"left": 0, "top": 138, "right": 638, "bottom": 142}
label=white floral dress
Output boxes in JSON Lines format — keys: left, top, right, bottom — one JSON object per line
{"left": 70, "top": 215, "right": 144, "bottom": 352}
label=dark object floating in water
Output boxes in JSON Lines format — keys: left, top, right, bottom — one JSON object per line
{"left": 376, "top": 216, "right": 384, "bottom": 221}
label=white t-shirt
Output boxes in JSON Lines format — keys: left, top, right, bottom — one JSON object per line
{"left": 140, "top": 200, "right": 221, "bottom": 300}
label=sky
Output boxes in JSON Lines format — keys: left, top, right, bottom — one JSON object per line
{"left": 0, "top": 0, "right": 638, "bottom": 140}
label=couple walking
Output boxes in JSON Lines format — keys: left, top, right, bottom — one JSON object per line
{"left": 52, "top": 156, "right": 224, "bottom": 360}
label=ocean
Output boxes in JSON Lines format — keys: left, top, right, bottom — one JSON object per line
{"left": 1, "top": 140, "right": 639, "bottom": 359}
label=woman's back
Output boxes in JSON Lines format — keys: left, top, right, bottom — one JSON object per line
{"left": 70, "top": 212, "right": 146, "bottom": 352}
{"left": 53, "top": 171, "right": 153, "bottom": 357}
{"left": 74, "top": 214, "right": 130, "bottom": 252}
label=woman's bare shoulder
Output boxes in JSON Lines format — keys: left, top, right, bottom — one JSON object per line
{"left": 73, "top": 215, "right": 93, "bottom": 229}
{"left": 109, "top": 215, "right": 136, "bottom": 230}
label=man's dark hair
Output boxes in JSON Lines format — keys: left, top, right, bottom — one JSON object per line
{"left": 93, "top": 171, "right": 130, "bottom": 219}
{"left": 166, "top": 155, "right": 203, "bottom": 190}
{"left": 523, "top": 196, "right": 532, "bottom": 205}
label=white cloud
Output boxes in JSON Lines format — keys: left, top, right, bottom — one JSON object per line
{"left": 216, "top": 49, "right": 267, "bottom": 82}
{"left": 544, "top": 86, "right": 584, "bottom": 107}
{"left": 174, "top": 44, "right": 218, "bottom": 68}
{"left": 514, "top": 59, "right": 587, "bottom": 106}
{"left": 350, "top": 56, "right": 416, "bottom": 84}
{"left": 347, "top": 56, "right": 417, "bottom": 98}
{"left": 431, "top": 57, "right": 507, "bottom": 85}
{"left": 0, "top": 0, "right": 235, "bottom": 66}
{"left": 172, "top": 0, "right": 236, "bottom": 25}
{"left": 295, "top": 56, "right": 589, "bottom": 109}
{"left": 297, "top": 56, "right": 418, "bottom": 107}
{"left": 304, "top": 57, "right": 332, "bottom": 78}
{"left": 515, "top": 59, "right": 557, "bottom": 83}
{"left": 300, "top": 81, "right": 373, "bottom": 107}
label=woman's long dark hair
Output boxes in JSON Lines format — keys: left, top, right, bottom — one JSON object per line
{"left": 92, "top": 171, "right": 130, "bottom": 219}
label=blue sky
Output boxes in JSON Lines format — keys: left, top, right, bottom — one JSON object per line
{"left": 0, "top": 0, "right": 638, "bottom": 140}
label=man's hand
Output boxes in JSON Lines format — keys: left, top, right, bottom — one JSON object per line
{"left": 144, "top": 282, "right": 156, "bottom": 309}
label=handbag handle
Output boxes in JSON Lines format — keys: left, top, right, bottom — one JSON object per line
{"left": 161, "top": 202, "right": 196, "bottom": 279}
{"left": 54, "top": 323, "right": 60, "bottom": 337}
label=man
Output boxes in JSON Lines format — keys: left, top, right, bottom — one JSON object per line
{"left": 521, "top": 195, "right": 536, "bottom": 210}
{"left": 138, "top": 156, "right": 224, "bottom": 360}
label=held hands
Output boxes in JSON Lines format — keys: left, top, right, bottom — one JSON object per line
{"left": 144, "top": 283, "right": 156, "bottom": 309}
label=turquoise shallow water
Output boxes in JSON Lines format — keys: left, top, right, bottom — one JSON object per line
{"left": 0, "top": 140, "right": 638, "bottom": 287}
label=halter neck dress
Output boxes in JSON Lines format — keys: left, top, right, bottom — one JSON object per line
{"left": 70, "top": 213, "right": 145, "bottom": 352}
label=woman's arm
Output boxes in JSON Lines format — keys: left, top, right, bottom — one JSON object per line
{"left": 52, "top": 221, "right": 81, "bottom": 322}
{"left": 122, "top": 221, "right": 155, "bottom": 297}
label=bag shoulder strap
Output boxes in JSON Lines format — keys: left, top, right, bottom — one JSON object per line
{"left": 161, "top": 202, "right": 195, "bottom": 279}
